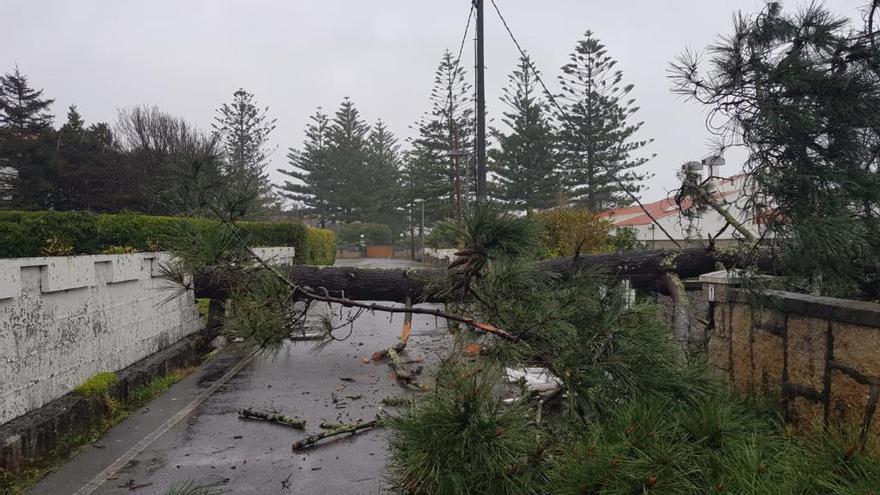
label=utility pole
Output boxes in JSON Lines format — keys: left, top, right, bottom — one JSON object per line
{"left": 474, "top": 0, "right": 487, "bottom": 202}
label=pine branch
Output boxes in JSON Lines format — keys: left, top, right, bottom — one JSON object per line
{"left": 291, "top": 418, "right": 381, "bottom": 451}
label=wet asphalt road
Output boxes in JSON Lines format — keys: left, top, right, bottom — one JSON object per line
{"left": 31, "top": 258, "right": 450, "bottom": 495}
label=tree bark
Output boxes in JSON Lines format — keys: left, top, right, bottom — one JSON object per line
{"left": 194, "top": 247, "right": 766, "bottom": 303}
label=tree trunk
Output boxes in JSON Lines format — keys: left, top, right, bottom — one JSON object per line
{"left": 194, "top": 247, "right": 765, "bottom": 303}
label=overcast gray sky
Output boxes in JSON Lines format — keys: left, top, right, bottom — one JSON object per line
{"left": 1, "top": 0, "right": 868, "bottom": 202}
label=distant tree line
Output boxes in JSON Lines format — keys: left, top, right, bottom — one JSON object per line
{"left": 281, "top": 30, "right": 653, "bottom": 227}
{"left": 0, "top": 68, "right": 278, "bottom": 218}
{"left": 1, "top": 29, "right": 651, "bottom": 228}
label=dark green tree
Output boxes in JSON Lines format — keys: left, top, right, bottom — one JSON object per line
{"left": 556, "top": 31, "right": 653, "bottom": 211}
{"left": 0, "top": 66, "right": 54, "bottom": 134}
{"left": 281, "top": 99, "right": 393, "bottom": 225}
{"left": 51, "top": 105, "right": 135, "bottom": 211}
{"left": 212, "top": 88, "right": 278, "bottom": 218}
{"left": 364, "top": 119, "right": 404, "bottom": 227}
{"left": 325, "top": 97, "right": 371, "bottom": 222}
{"left": 671, "top": 1, "right": 880, "bottom": 298}
{"left": 0, "top": 66, "right": 55, "bottom": 209}
{"left": 279, "top": 109, "right": 334, "bottom": 226}
{"left": 408, "top": 50, "right": 475, "bottom": 222}
{"left": 490, "top": 55, "right": 560, "bottom": 211}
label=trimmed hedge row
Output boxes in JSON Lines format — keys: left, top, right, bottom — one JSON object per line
{"left": 0, "top": 211, "right": 335, "bottom": 265}
{"left": 302, "top": 227, "right": 336, "bottom": 265}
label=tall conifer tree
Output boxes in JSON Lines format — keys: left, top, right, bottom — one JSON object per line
{"left": 490, "top": 55, "right": 559, "bottom": 211}
{"left": 556, "top": 31, "right": 653, "bottom": 211}
{"left": 365, "top": 120, "right": 403, "bottom": 224}
{"left": 0, "top": 66, "right": 55, "bottom": 208}
{"left": 325, "top": 97, "right": 370, "bottom": 222}
{"left": 212, "top": 88, "right": 278, "bottom": 217}
{"left": 279, "top": 109, "right": 334, "bottom": 226}
{"left": 408, "top": 50, "right": 474, "bottom": 222}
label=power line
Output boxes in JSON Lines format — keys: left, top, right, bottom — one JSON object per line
{"left": 488, "top": 0, "right": 681, "bottom": 248}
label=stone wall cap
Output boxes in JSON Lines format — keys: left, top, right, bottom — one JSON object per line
{"left": 699, "top": 269, "right": 745, "bottom": 284}
{"left": 729, "top": 289, "right": 880, "bottom": 327}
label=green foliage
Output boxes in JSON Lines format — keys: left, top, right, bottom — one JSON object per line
{"left": 73, "top": 372, "right": 118, "bottom": 397}
{"left": 556, "top": 31, "right": 653, "bottom": 210}
{"left": 425, "top": 223, "right": 463, "bottom": 249}
{"left": 533, "top": 207, "right": 614, "bottom": 257}
{"left": 335, "top": 222, "right": 392, "bottom": 244}
{"left": 389, "top": 207, "right": 876, "bottom": 494}
{"left": 545, "top": 396, "right": 880, "bottom": 494}
{"left": 608, "top": 226, "right": 642, "bottom": 252}
{"left": 301, "top": 226, "right": 335, "bottom": 265}
{"left": 387, "top": 364, "right": 545, "bottom": 495}
{"left": 406, "top": 50, "right": 475, "bottom": 223}
{"left": 223, "top": 270, "right": 296, "bottom": 352}
{"left": 212, "top": 88, "right": 278, "bottom": 217}
{"left": 279, "top": 98, "right": 403, "bottom": 224}
{"left": 128, "top": 369, "right": 189, "bottom": 406}
{"left": 490, "top": 55, "right": 560, "bottom": 211}
{"left": 0, "top": 210, "right": 308, "bottom": 258}
{"left": 671, "top": 1, "right": 880, "bottom": 299}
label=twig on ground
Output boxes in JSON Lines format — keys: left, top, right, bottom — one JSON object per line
{"left": 388, "top": 347, "right": 426, "bottom": 390}
{"left": 292, "top": 419, "right": 381, "bottom": 450}
{"left": 239, "top": 408, "right": 306, "bottom": 429}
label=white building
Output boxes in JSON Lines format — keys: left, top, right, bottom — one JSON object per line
{"left": 599, "top": 172, "right": 763, "bottom": 249}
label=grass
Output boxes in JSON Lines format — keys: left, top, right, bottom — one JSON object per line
{"left": 72, "top": 372, "right": 118, "bottom": 397}
{"left": 196, "top": 298, "right": 211, "bottom": 321}
{"left": 0, "top": 366, "right": 197, "bottom": 495}
{"left": 128, "top": 367, "right": 195, "bottom": 406}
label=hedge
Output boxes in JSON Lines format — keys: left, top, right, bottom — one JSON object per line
{"left": 302, "top": 227, "right": 336, "bottom": 265}
{"left": 0, "top": 210, "right": 335, "bottom": 265}
{"left": 336, "top": 223, "right": 393, "bottom": 244}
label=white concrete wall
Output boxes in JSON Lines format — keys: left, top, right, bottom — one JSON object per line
{"left": 0, "top": 247, "right": 294, "bottom": 425}
{"left": 423, "top": 248, "right": 458, "bottom": 262}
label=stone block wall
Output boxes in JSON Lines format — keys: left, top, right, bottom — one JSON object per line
{"left": 704, "top": 285, "right": 880, "bottom": 440}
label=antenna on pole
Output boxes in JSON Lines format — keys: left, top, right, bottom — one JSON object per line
{"left": 474, "top": 0, "right": 487, "bottom": 203}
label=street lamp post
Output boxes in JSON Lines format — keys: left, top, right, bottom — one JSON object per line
{"left": 413, "top": 198, "right": 425, "bottom": 261}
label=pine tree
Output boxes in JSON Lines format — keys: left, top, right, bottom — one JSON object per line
{"left": 279, "top": 109, "right": 334, "bottom": 225}
{"left": 52, "top": 105, "right": 135, "bottom": 212}
{"left": 212, "top": 88, "right": 278, "bottom": 218}
{"left": 556, "top": 31, "right": 653, "bottom": 211}
{"left": 490, "top": 55, "right": 560, "bottom": 211}
{"left": 0, "top": 66, "right": 54, "bottom": 134}
{"left": 364, "top": 120, "right": 403, "bottom": 225}
{"left": 325, "top": 97, "right": 371, "bottom": 222}
{"left": 408, "top": 50, "right": 475, "bottom": 222}
{"left": 0, "top": 66, "right": 55, "bottom": 208}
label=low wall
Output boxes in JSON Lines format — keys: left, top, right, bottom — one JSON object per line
{"left": 0, "top": 247, "right": 294, "bottom": 426}
{"left": 703, "top": 276, "right": 880, "bottom": 440}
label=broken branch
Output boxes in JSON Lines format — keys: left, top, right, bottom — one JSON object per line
{"left": 292, "top": 419, "right": 381, "bottom": 451}
{"left": 239, "top": 408, "right": 306, "bottom": 429}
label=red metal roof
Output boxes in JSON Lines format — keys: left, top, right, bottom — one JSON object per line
{"left": 599, "top": 189, "right": 739, "bottom": 227}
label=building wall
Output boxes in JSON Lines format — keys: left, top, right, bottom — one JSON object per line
{"left": 703, "top": 284, "right": 880, "bottom": 440}
{"left": 0, "top": 248, "right": 294, "bottom": 425}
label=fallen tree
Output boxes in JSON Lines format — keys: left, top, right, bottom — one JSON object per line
{"left": 194, "top": 247, "right": 766, "bottom": 303}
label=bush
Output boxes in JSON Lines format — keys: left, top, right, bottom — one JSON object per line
{"left": 0, "top": 210, "right": 309, "bottom": 259}
{"left": 336, "top": 223, "right": 392, "bottom": 244}
{"left": 533, "top": 208, "right": 614, "bottom": 257}
{"left": 300, "top": 227, "right": 335, "bottom": 265}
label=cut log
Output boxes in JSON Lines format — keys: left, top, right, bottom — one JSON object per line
{"left": 195, "top": 248, "right": 768, "bottom": 303}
